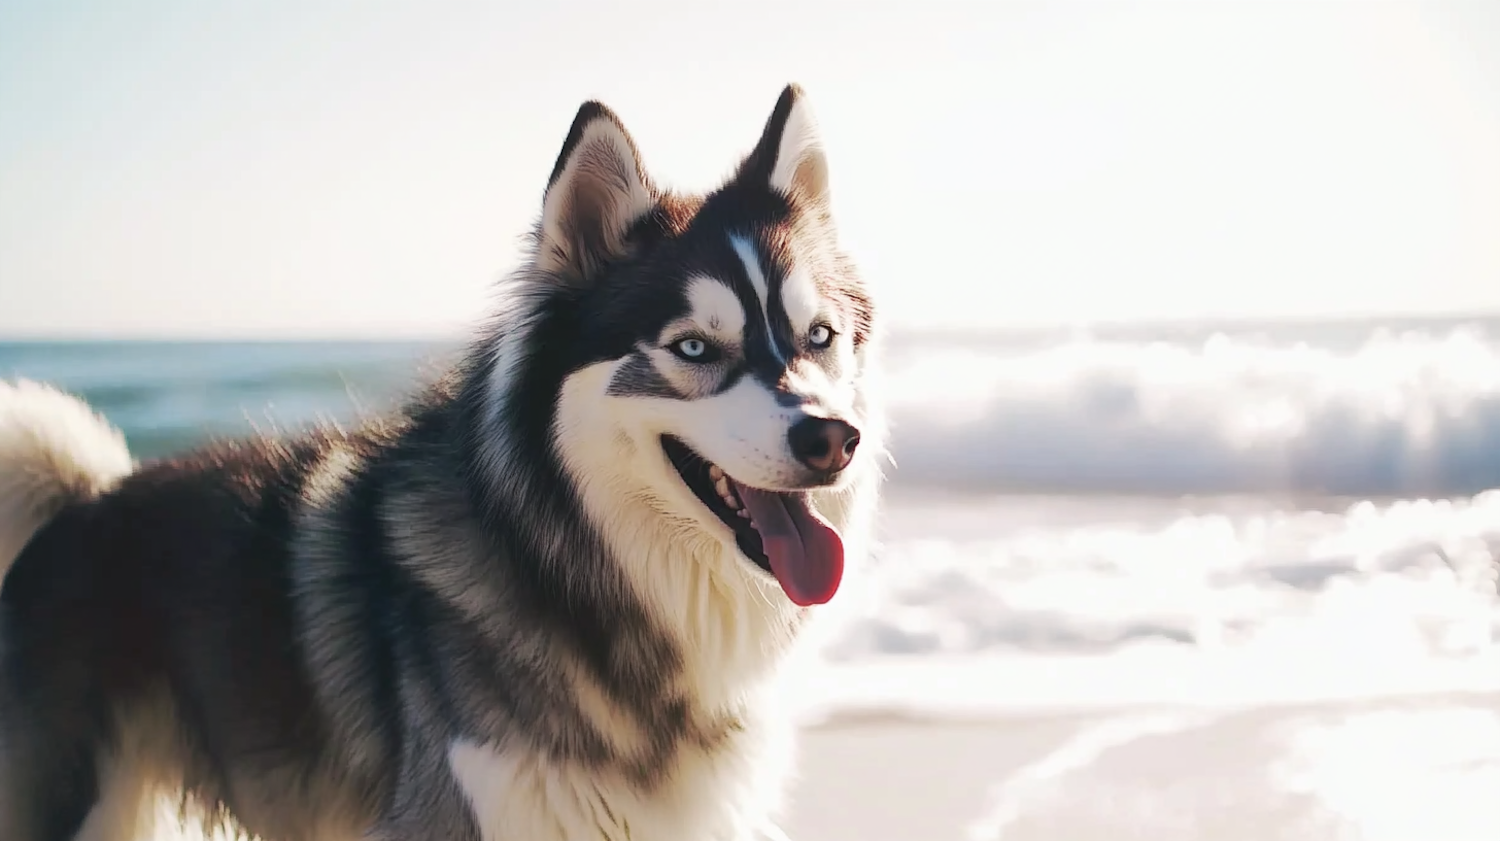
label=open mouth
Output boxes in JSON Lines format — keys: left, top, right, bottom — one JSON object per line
{"left": 661, "top": 435, "right": 845, "bottom": 607}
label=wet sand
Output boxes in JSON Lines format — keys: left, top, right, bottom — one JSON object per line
{"left": 783, "top": 693, "right": 1500, "bottom": 841}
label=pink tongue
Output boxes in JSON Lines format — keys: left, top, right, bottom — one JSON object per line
{"left": 732, "top": 483, "right": 845, "bottom": 606}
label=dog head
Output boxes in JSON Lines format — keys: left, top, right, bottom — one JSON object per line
{"left": 506, "top": 85, "right": 882, "bottom": 607}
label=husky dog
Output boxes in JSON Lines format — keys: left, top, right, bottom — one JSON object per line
{"left": 0, "top": 84, "right": 883, "bottom": 841}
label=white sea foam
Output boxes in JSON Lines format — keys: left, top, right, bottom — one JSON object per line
{"left": 791, "top": 489, "right": 1500, "bottom": 719}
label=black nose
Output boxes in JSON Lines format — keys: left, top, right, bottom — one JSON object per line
{"left": 788, "top": 417, "right": 861, "bottom": 475}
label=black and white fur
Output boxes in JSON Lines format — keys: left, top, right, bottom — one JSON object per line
{"left": 0, "top": 84, "right": 884, "bottom": 841}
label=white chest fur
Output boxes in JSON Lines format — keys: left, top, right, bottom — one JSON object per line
{"left": 448, "top": 710, "right": 796, "bottom": 841}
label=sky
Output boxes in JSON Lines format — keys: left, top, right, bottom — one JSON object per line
{"left": 1, "top": 0, "right": 1498, "bottom": 339}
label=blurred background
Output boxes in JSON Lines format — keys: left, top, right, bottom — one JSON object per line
{"left": 3, "top": 1, "right": 1500, "bottom": 839}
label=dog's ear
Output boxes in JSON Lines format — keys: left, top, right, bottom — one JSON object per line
{"left": 537, "top": 101, "right": 656, "bottom": 281}
{"left": 738, "top": 84, "right": 830, "bottom": 207}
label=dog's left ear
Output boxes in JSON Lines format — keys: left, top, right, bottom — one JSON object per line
{"left": 739, "top": 84, "right": 831, "bottom": 207}
{"left": 537, "top": 101, "right": 656, "bottom": 281}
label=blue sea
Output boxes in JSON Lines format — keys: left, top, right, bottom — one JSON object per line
{"left": 7, "top": 317, "right": 1500, "bottom": 838}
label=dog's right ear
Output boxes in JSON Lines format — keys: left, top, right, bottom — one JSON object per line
{"left": 536, "top": 102, "right": 657, "bottom": 282}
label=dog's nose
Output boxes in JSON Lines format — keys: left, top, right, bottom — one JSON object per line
{"left": 788, "top": 417, "right": 861, "bottom": 475}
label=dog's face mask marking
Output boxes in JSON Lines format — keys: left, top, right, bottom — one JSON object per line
{"left": 606, "top": 237, "right": 862, "bottom": 487}
{"left": 536, "top": 86, "right": 876, "bottom": 606}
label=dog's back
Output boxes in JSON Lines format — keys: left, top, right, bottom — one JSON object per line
{"left": 0, "top": 384, "right": 382, "bottom": 840}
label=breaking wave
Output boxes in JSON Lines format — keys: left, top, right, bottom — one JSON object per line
{"left": 883, "top": 322, "right": 1500, "bottom": 497}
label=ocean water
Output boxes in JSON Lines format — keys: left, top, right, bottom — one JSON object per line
{"left": 4, "top": 317, "right": 1500, "bottom": 723}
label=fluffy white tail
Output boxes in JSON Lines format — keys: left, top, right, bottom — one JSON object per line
{"left": 0, "top": 380, "right": 134, "bottom": 577}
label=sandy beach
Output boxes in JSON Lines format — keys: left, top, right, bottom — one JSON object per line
{"left": 784, "top": 692, "right": 1500, "bottom": 841}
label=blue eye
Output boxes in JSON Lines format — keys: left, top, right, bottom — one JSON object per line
{"left": 669, "top": 337, "right": 719, "bottom": 362}
{"left": 808, "top": 323, "right": 835, "bottom": 349}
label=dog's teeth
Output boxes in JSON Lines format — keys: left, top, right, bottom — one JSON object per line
{"left": 708, "top": 468, "right": 744, "bottom": 511}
